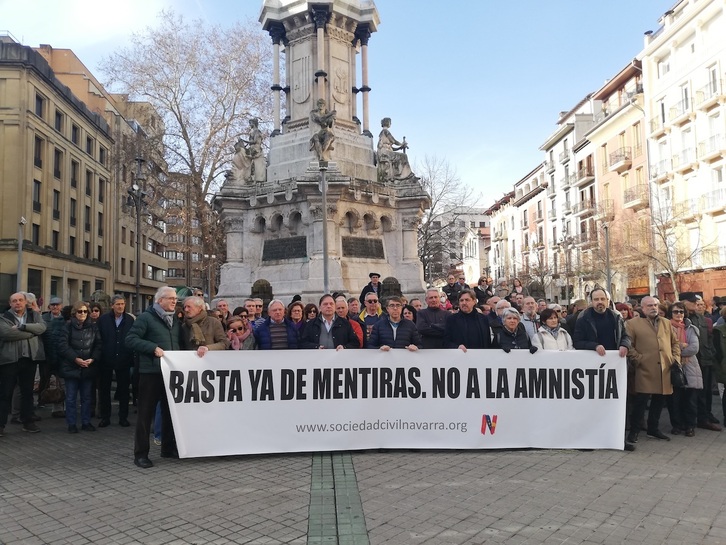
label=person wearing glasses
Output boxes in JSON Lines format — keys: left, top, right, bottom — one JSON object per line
{"left": 287, "top": 301, "right": 306, "bottom": 335}
{"left": 227, "top": 313, "right": 256, "bottom": 350}
{"left": 88, "top": 303, "right": 103, "bottom": 323}
{"left": 126, "top": 286, "right": 182, "bottom": 469}
{"left": 368, "top": 297, "right": 422, "bottom": 351}
{"left": 58, "top": 301, "right": 101, "bottom": 433}
{"left": 359, "top": 294, "right": 383, "bottom": 343}
{"left": 666, "top": 301, "right": 701, "bottom": 437}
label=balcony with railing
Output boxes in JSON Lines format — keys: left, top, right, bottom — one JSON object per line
{"left": 608, "top": 147, "right": 632, "bottom": 173}
{"left": 650, "top": 158, "right": 672, "bottom": 182}
{"left": 561, "top": 201, "right": 572, "bottom": 216}
{"left": 563, "top": 172, "right": 576, "bottom": 190}
{"left": 702, "top": 188, "right": 726, "bottom": 216}
{"left": 698, "top": 134, "right": 726, "bottom": 163}
{"left": 649, "top": 115, "right": 666, "bottom": 136}
{"left": 623, "top": 184, "right": 650, "bottom": 211}
{"left": 672, "top": 147, "right": 697, "bottom": 173}
{"left": 575, "top": 231, "right": 598, "bottom": 248}
{"left": 594, "top": 199, "right": 614, "bottom": 222}
{"left": 575, "top": 166, "right": 595, "bottom": 186}
{"left": 572, "top": 199, "right": 596, "bottom": 217}
{"left": 559, "top": 150, "right": 570, "bottom": 164}
{"left": 547, "top": 183, "right": 556, "bottom": 197}
{"left": 673, "top": 198, "right": 700, "bottom": 222}
{"left": 548, "top": 207, "right": 557, "bottom": 220}
{"left": 702, "top": 245, "right": 726, "bottom": 267}
{"left": 669, "top": 97, "right": 693, "bottom": 125}
{"left": 545, "top": 160, "right": 556, "bottom": 173}
{"left": 520, "top": 219, "right": 529, "bottom": 230}
{"left": 535, "top": 209, "right": 544, "bottom": 223}
{"left": 695, "top": 79, "right": 724, "bottom": 111}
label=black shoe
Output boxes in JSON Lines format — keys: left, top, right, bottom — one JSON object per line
{"left": 707, "top": 414, "right": 720, "bottom": 424}
{"left": 671, "top": 428, "right": 684, "bottom": 435}
{"left": 647, "top": 430, "right": 670, "bottom": 441}
{"left": 31, "top": 414, "right": 41, "bottom": 422}
{"left": 68, "top": 425, "right": 78, "bottom": 434}
{"left": 626, "top": 431, "right": 638, "bottom": 443}
{"left": 119, "top": 418, "right": 130, "bottom": 427}
{"left": 22, "top": 423, "right": 40, "bottom": 433}
{"left": 160, "top": 450, "right": 179, "bottom": 459}
{"left": 98, "top": 419, "right": 110, "bottom": 428}
{"left": 624, "top": 442, "right": 636, "bottom": 452}
{"left": 81, "top": 423, "right": 96, "bottom": 432}
{"left": 134, "top": 457, "right": 153, "bottom": 469}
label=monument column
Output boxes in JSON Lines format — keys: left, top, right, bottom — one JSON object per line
{"left": 224, "top": 217, "right": 245, "bottom": 263}
{"left": 268, "top": 23, "right": 286, "bottom": 136}
{"left": 312, "top": 6, "right": 329, "bottom": 102}
{"left": 356, "top": 24, "right": 372, "bottom": 136}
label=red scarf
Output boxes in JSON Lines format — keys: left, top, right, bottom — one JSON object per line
{"left": 670, "top": 319, "right": 686, "bottom": 344}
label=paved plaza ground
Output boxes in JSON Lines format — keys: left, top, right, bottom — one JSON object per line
{"left": 2, "top": 400, "right": 726, "bottom": 545}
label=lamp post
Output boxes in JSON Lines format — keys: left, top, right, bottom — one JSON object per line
{"left": 602, "top": 223, "right": 612, "bottom": 296}
{"left": 559, "top": 236, "right": 574, "bottom": 306}
{"left": 16, "top": 217, "right": 27, "bottom": 291}
{"left": 127, "top": 157, "right": 147, "bottom": 314}
{"left": 319, "top": 160, "right": 330, "bottom": 295}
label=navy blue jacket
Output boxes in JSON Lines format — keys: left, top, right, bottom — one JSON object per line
{"left": 97, "top": 311, "right": 136, "bottom": 369}
{"left": 58, "top": 318, "right": 102, "bottom": 380}
{"left": 368, "top": 317, "right": 422, "bottom": 349}
{"left": 254, "top": 317, "right": 299, "bottom": 350}
{"left": 299, "top": 316, "right": 359, "bottom": 349}
{"left": 444, "top": 310, "right": 494, "bottom": 349}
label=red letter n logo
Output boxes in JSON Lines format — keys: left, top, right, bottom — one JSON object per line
{"left": 481, "top": 414, "right": 497, "bottom": 435}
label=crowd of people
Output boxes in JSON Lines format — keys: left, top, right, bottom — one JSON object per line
{"left": 1, "top": 273, "right": 725, "bottom": 466}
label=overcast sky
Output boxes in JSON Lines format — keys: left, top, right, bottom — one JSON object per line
{"left": 2, "top": 0, "right": 672, "bottom": 205}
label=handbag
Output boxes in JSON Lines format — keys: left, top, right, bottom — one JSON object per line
{"left": 670, "top": 362, "right": 687, "bottom": 389}
{"left": 40, "top": 374, "right": 65, "bottom": 404}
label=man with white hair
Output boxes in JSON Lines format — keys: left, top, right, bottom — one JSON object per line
{"left": 253, "top": 299, "right": 298, "bottom": 350}
{"left": 417, "top": 288, "right": 449, "bottom": 349}
{"left": 521, "top": 296, "right": 539, "bottom": 339}
{"left": 126, "top": 286, "right": 182, "bottom": 468}
{"left": 181, "top": 296, "right": 229, "bottom": 356}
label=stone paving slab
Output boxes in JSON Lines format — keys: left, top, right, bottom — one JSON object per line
{"left": 2, "top": 404, "right": 726, "bottom": 544}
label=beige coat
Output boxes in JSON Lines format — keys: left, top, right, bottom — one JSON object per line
{"left": 625, "top": 316, "right": 680, "bottom": 395}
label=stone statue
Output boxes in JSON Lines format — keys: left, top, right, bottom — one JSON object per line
{"left": 309, "top": 99, "right": 337, "bottom": 163}
{"left": 231, "top": 118, "right": 266, "bottom": 183}
{"left": 377, "top": 117, "right": 412, "bottom": 181}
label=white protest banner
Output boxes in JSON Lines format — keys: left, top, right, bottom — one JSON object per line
{"left": 161, "top": 349, "right": 626, "bottom": 458}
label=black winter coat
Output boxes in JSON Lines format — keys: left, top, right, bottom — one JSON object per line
{"left": 497, "top": 323, "right": 531, "bottom": 351}
{"left": 368, "top": 318, "right": 422, "bottom": 349}
{"left": 445, "top": 310, "right": 495, "bottom": 349}
{"left": 58, "top": 318, "right": 102, "bottom": 380}
{"left": 299, "top": 316, "right": 360, "bottom": 349}
{"left": 97, "top": 311, "right": 136, "bottom": 369}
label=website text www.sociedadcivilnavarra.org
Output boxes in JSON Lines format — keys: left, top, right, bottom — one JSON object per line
{"left": 295, "top": 419, "right": 468, "bottom": 434}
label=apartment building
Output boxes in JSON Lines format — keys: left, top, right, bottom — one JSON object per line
{"left": 639, "top": 0, "right": 726, "bottom": 301}
{"left": 0, "top": 38, "right": 113, "bottom": 304}
{"left": 586, "top": 61, "right": 650, "bottom": 301}
{"left": 34, "top": 45, "right": 169, "bottom": 310}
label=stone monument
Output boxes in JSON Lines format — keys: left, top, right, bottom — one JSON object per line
{"left": 213, "top": 0, "right": 430, "bottom": 304}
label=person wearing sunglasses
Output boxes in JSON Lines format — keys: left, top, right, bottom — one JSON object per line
{"left": 666, "top": 301, "right": 701, "bottom": 437}
{"left": 227, "top": 314, "right": 255, "bottom": 350}
{"left": 303, "top": 303, "right": 319, "bottom": 322}
{"left": 58, "top": 301, "right": 101, "bottom": 434}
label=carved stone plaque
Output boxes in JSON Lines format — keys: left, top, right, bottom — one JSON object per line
{"left": 342, "top": 237, "right": 385, "bottom": 259}
{"left": 262, "top": 236, "right": 307, "bottom": 261}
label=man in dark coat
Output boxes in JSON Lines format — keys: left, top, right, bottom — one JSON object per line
{"left": 368, "top": 297, "right": 422, "bottom": 351}
{"left": 442, "top": 273, "right": 461, "bottom": 307}
{"left": 359, "top": 272, "right": 382, "bottom": 305}
{"left": 300, "top": 294, "right": 359, "bottom": 350}
{"left": 253, "top": 299, "right": 299, "bottom": 350}
{"left": 97, "top": 295, "right": 136, "bottom": 428}
{"left": 126, "top": 286, "right": 182, "bottom": 469}
{"left": 445, "top": 290, "right": 495, "bottom": 351}
{"left": 417, "top": 289, "right": 449, "bottom": 349}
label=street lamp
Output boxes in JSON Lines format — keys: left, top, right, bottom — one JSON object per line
{"left": 559, "top": 236, "right": 574, "bottom": 306}
{"left": 127, "top": 157, "right": 147, "bottom": 314}
{"left": 318, "top": 160, "right": 331, "bottom": 295}
{"left": 16, "top": 217, "right": 27, "bottom": 291}
{"left": 602, "top": 223, "right": 612, "bottom": 296}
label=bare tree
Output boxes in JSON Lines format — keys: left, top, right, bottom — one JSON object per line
{"left": 416, "top": 156, "right": 479, "bottom": 284}
{"left": 99, "top": 11, "right": 272, "bottom": 276}
{"left": 622, "top": 190, "right": 711, "bottom": 300}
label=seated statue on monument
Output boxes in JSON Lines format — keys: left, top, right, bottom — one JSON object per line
{"left": 309, "top": 99, "right": 337, "bottom": 163}
{"left": 230, "top": 118, "right": 266, "bottom": 184}
{"left": 377, "top": 117, "right": 412, "bottom": 182}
